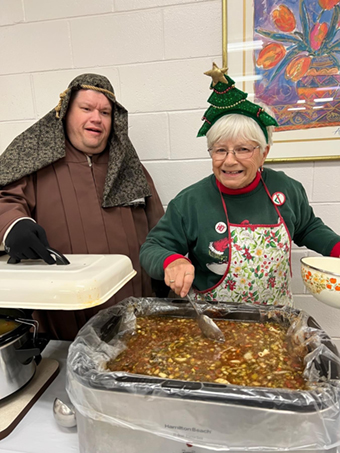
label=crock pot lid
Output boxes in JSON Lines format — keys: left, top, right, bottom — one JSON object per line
{"left": 0, "top": 254, "right": 136, "bottom": 310}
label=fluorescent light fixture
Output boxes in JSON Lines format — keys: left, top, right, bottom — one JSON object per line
{"left": 314, "top": 97, "right": 333, "bottom": 103}
{"left": 316, "top": 87, "right": 338, "bottom": 91}
{"left": 228, "top": 40, "right": 263, "bottom": 52}
{"left": 287, "top": 107, "right": 306, "bottom": 111}
{"left": 297, "top": 100, "right": 306, "bottom": 104}
{"left": 234, "top": 74, "right": 262, "bottom": 82}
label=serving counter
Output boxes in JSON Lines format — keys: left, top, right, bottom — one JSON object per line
{"left": 0, "top": 341, "right": 78, "bottom": 453}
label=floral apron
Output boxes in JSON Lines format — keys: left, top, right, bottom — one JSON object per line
{"left": 194, "top": 179, "right": 293, "bottom": 306}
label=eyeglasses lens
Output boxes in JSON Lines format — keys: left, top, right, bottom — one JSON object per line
{"left": 209, "top": 146, "right": 257, "bottom": 160}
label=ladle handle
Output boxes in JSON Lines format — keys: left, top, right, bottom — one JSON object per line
{"left": 186, "top": 293, "right": 201, "bottom": 317}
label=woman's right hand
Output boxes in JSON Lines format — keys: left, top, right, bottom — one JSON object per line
{"left": 164, "top": 258, "right": 195, "bottom": 298}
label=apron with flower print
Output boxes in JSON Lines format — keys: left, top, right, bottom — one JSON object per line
{"left": 193, "top": 179, "right": 293, "bottom": 306}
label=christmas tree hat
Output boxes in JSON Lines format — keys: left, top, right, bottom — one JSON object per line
{"left": 197, "top": 63, "right": 278, "bottom": 143}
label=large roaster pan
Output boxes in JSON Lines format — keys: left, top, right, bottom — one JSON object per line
{"left": 101, "top": 299, "right": 340, "bottom": 412}
{"left": 68, "top": 298, "right": 340, "bottom": 412}
{"left": 66, "top": 298, "right": 340, "bottom": 452}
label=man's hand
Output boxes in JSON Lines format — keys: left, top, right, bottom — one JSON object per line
{"left": 5, "top": 219, "right": 56, "bottom": 264}
{"left": 164, "top": 258, "right": 195, "bottom": 298}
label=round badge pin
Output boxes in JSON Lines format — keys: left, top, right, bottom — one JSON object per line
{"left": 272, "top": 192, "right": 286, "bottom": 206}
{"left": 215, "top": 222, "right": 227, "bottom": 234}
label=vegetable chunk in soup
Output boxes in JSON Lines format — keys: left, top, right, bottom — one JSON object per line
{"left": 107, "top": 317, "right": 307, "bottom": 390}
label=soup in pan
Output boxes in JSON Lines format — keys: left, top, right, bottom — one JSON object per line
{"left": 107, "top": 317, "right": 307, "bottom": 390}
{"left": 0, "top": 318, "right": 20, "bottom": 336}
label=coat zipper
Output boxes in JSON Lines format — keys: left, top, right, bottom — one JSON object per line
{"left": 86, "top": 155, "right": 92, "bottom": 167}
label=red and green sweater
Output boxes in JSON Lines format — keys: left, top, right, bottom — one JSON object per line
{"left": 140, "top": 169, "right": 340, "bottom": 291}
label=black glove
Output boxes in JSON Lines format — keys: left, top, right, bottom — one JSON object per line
{"left": 5, "top": 219, "right": 56, "bottom": 264}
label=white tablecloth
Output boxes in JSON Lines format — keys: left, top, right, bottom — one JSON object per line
{"left": 0, "top": 341, "right": 79, "bottom": 453}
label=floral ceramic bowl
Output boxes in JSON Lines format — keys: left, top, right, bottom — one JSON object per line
{"left": 301, "top": 256, "right": 340, "bottom": 309}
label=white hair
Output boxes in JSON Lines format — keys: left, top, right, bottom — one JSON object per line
{"left": 206, "top": 106, "right": 275, "bottom": 153}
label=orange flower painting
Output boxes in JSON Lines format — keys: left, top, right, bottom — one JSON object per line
{"left": 285, "top": 56, "right": 312, "bottom": 81}
{"left": 254, "top": 0, "right": 340, "bottom": 131}
{"left": 257, "top": 43, "right": 286, "bottom": 68}
{"left": 319, "top": 0, "right": 340, "bottom": 10}
{"left": 272, "top": 5, "right": 296, "bottom": 32}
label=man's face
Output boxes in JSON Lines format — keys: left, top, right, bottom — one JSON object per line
{"left": 65, "top": 89, "right": 112, "bottom": 155}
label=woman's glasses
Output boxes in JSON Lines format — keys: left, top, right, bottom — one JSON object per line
{"left": 208, "top": 145, "right": 260, "bottom": 161}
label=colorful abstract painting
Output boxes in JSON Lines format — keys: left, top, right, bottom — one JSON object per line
{"left": 254, "top": 0, "right": 340, "bottom": 131}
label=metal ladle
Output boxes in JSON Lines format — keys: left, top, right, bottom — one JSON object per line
{"left": 53, "top": 398, "right": 77, "bottom": 428}
{"left": 186, "top": 293, "right": 225, "bottom": 342}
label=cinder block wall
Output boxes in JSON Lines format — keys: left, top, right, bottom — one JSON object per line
{"left": 0, "top": 0, "right": 339, "bottom": 348}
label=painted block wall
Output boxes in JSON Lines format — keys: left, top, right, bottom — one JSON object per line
{"left": 0, "top": 0, "right": 339, "bottom": 349}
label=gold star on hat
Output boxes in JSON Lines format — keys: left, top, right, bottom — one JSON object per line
{"left": 204, "top": 62, "right": 229, "bottom": 86}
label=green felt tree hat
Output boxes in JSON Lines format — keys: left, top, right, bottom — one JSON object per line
{"left": 197, "top": 63, "right": 278, "bottom": 143}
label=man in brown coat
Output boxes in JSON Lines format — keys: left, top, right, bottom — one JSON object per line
{"left": 0, "top": 73, "right": 164, "bottom": 340}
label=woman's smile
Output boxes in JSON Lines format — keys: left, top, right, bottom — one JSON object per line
{"left": 222, "top": 170, "right": 243, "bottom": 175}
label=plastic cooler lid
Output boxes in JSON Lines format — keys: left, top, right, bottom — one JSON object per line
{"left": 0, "top": 254, "right": 136, "bottom": 310}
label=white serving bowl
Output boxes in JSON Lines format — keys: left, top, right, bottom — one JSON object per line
{"left": 301, "top": 256, "right": 340, "bottom": 309}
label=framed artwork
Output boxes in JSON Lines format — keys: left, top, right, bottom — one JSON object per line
{"left": 222, "top": 0, "right": 340, "bottom": 162}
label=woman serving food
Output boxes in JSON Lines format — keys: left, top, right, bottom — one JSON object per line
{"left": 140, "top": 63, "right": 340, "bottom": 305}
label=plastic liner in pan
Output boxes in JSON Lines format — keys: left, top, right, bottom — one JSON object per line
{"left": 66, "top": 297, "right": 340, "bottom": 451}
